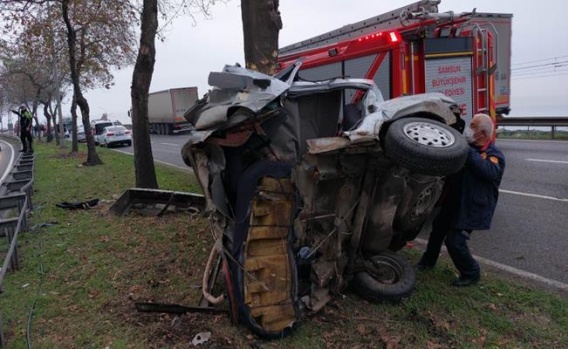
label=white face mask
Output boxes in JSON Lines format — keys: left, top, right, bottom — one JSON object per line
{"left": 464, "top": 127, "right": 476, "bottom": 143}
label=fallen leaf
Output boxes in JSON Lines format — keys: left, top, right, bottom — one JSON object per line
{"left": 357, "top": 324, "right": 366, "bottom": 336}
{"left": 383, "top": 336, "right": 400, "bottom": 349}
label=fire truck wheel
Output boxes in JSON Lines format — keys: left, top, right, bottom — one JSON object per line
{"left": 352, "top": 252, "right": 416, "bottom": 303}
{"left": 384, "top": 117, "right": 468, "bottom": 176}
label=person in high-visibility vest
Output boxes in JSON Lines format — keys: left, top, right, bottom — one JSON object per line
{"left": 12, "top": 105, "right": 34, "bottom": 153}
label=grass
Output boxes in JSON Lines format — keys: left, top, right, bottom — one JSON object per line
{"left": 0, "top": 140, "right": 566, "bottom": 348}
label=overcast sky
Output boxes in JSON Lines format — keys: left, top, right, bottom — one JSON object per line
{"left": 81, "top": 0, "right": 568, "bottom": 124}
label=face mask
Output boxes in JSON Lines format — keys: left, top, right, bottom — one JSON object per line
{"left": 464, "top": 127, "right": 477, "bottom": 143}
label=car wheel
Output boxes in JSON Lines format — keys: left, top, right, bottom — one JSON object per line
{"left": 389, "top": 177, "right": 444, "bottom": 251}
{"left": 352, "top": 252, "right": 416, "bottom": 303}
{"left": 384, "top": 117, "right": 468, "bottom": 176}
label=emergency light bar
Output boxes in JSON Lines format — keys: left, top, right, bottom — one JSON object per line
{"left": 357, "top": 31, "right": 401, "bottom": 44}
{"left": 277, "top": 30, "right": 402, "bottom": 70}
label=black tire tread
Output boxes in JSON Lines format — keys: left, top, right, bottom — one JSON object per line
{"left": 352, "top": 251, "right": 416, "bottom": 303}
{"left": 385, "top": 117, "right": 468, "bottom": 176}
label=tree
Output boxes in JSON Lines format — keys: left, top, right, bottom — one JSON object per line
{"left": 241, "top": 0, "right": 282, "bottom": 74}
{"left": 130, "top": 0, "right": 159, "bottom": 188}
{"left": 129, "top": 0, "right": 218, "bottom": 188}
{"left": 1, "top": 0, "right": 137, "bottom": 164}
{"left": 61, "top": 0, "right": 137, "bottom": 164}
{"left": 127, "top": 0, "right": 281, "bottom": 188}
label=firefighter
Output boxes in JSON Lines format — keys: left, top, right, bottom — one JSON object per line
{"left": 12, "top": 105, "right": 34, "bottom": 153}
{"left": 417, "top": 113, "right": 506, "bottom": 287}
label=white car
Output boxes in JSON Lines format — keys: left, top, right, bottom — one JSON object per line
{"left": 181, "top": 61, "right": 469, "bottom": 338}
{"left": 91, "top": 120, "right": 114, "bottom": 145}
{"left": 77, "top": 125, "right": 87, "bottom": 142}
{"left": 99, "top": 125, "right": 132, "bottom": 147}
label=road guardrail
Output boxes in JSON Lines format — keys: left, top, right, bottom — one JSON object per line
{"left": 0, "top": 152, "right": 34, "bottom": 346}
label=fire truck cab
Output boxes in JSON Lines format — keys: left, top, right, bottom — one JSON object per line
{"left": 277, "top": 0, "right": 513, "bottom": 126}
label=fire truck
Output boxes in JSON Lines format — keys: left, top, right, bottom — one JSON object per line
{"left": 277, "top": 0, "right": 513, "bottom": 126}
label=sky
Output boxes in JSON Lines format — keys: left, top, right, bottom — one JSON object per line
{"left": 78, "top": 0, "right": 568, "bottom": 124}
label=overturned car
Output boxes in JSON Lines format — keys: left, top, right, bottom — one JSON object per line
{"left": 181, "top": 61, "right": 468, "bottom": 338}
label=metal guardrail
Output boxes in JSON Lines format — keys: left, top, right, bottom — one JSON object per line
{"left": 0, "top": 153, "right": 34, "bottom": 346}
{"left": 497, "top": 116, "right": 568, "bottom": 127}
{"left": 497, "top": 116, "right": 568, "bottom": 139}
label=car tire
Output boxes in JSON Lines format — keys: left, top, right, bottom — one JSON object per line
{"left": 352, "top": 252, "right": 416, "bottom": 303}
{"left": 384, "top": 117, "right": 468, "bottom": 176}
{"left": 389, "top": 177, "right": 444, "bottom": 251}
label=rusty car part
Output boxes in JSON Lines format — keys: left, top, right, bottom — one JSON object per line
{"left": 135, "top": 302, "right": 228, "bottom": 315}
{"left": 201, "top": 239, "right": 226, "bottom": 305}
{"left": 109, "top": 188, "right": 205, "bottom": 217}
{"left": 238, "top": 176, "right": 298, "bottom": 336}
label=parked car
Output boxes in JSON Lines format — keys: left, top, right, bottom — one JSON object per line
{"left": 90, "top": 119, "right": 114, "bottom": 145}
{"left": 181, "top": 61, "right": 468, "bottom": 338}
{"left": 77, "top": 125, "right": 87, "bottom": 143}
{"left": 99, "top": 125, "right": 132, "bottom": 147}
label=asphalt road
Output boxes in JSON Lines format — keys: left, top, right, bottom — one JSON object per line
{"left": 116, "top": 136, "right": 568, "bottom": 290}
{"left": 0, "top": 136, "right": 24, "bottom": 190}
{"left": 459, "top": 139, "right": 568, "bottom": 286}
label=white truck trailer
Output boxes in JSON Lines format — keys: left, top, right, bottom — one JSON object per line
{"left": 148, "top": 87, "right": 199, "bottom": 135}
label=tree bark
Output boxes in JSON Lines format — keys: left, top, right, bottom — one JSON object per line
{"left": 43, "top": 103, "right": 53, "bottom": 143}
{"left": 62, "top": 0, "right": 102, "bottom": 165}
{"left": 130, "top": 0, "right": 159, "bottom": 188}
{"left": 70, "top": 93, "right": 78, "bottom": 152}
{"left": 241, "top": 0, "right": 282, "bottom": 74}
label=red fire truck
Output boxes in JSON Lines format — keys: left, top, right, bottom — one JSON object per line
{"left": 277, "top": 0, "right": 513, "bottom": 126}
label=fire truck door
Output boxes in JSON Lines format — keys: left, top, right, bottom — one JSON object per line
{"left": 425, "top": 56, "right": 473, "bottom": 124}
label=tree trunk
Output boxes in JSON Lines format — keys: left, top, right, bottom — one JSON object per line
{"left": 62, "top": 0, "right": 102, "bottom": 165}
{"left": 241, "top": 0, "right": 282, "bottom": 74}
{"left": 70, "top": 94, "right": 78, "bottom": 152}
{"left": 130, "top": 0, "right": 159, "bottom": 189}
{"left": 32, "top": 106, "right": 40, "bottom": 142}
{"left": 43, "top": 103, "right": 53, "bottom": 143}
{"left": 31, "top": 98, "right": 41, "bottom": 142}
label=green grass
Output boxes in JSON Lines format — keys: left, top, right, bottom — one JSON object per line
{"left": 0, "top": 141, "right": 566, "bottom": 348}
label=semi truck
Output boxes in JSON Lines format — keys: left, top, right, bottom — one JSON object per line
{"left": 277, "top": 0, "right": 513, "bottom": 126}
{"left": 148, "top": 87, "right": 199, "bottom": 135}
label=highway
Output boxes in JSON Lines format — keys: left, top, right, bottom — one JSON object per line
{"left": 115, "top": 136, "right": 568, "bottom": 290}
{"left": 0, "top": 136, "right": 23, "bottom": 194}
{"left": 454, "top": 139, "right": 568, "bottom": 287}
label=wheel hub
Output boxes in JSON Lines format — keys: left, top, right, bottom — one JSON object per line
{"left": 410, "top": 187, "right": 433, "bottom": 220}
{"left": 403, "top": 121, "right": 456, "bottom": 147}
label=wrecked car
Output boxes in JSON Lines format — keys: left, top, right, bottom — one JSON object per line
{"left": 181, "top": 60, "right": 468, "bottom": 338}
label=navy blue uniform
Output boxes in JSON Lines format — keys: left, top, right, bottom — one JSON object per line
{"left": 419, "top": 141, "right": 505, "bottom": 278}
